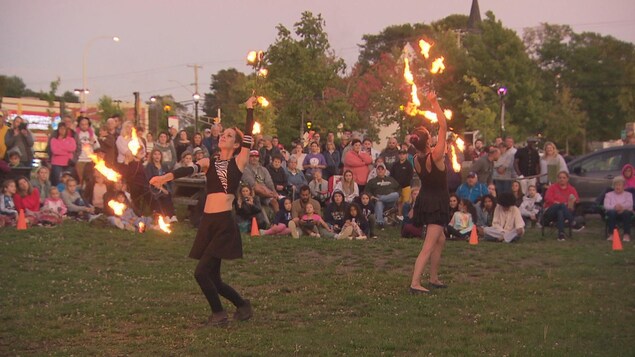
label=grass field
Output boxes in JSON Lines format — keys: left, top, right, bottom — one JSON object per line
{"left": 1, "top": 216, "right": 634, "bottom": 356}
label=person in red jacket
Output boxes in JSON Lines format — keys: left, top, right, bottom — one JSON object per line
{"left": 13, "top": 176, "right": 41, "bottom": 224}
{"left": 543, "top": 171, "right": 579, "bottom": 241}
{"left": 343, "top": 139, "right": 373, "bottom": 192}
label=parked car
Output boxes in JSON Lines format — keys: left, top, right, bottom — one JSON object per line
{"left": 567, "top": 145, "right": 635, "bottom": 211}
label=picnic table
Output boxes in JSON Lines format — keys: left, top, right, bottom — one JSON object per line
{"left": 172, "top": 176, "right": 205, "bottom": 206}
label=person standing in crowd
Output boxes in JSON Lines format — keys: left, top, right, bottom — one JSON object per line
{"left": 540, "top": 141, "right": 569, "bottom": 187}
{"left": 116, "top": 121, "right": 141, "bottom": 165}
{"left": 410, "top": 92, "right": 449, "bottom": 294}
{"left": 98, "top": 117, "right": 118, "bottom": 167}
{"left": 5, "top": 116, "right": 34, "bottom": 167}
{"left": 150, "top": 96, "right": 257, "bottom": 327}
{"left": 145, "top": 132, "right": 155, "bottom": 156}
{"left": 145, "top": 149, "right": 176, "bottom": 221}
{"left": 323, "top": 141, "right": 341, "bottom": 179}
{"left": 154, "top": 131, "right": 177, "bottom": 170}
{"left": 391, "top": 149, "right": 414, "bottom": 221}
{"left": 174, "top": 130, "right": 191, "bottom": 161}
{"left": 343, "top": 139, "right": 372, "bottom": 192}
{"left": 603, "top": 176, "right": 633, "bottom": 242}
{"left": 514, "top": 137, "right": 541, "bottom": 194}
{"left": 363, "top": 138, "right": 380, "bottom": 162}
{"left": 622, "top": 164, "right": 635, "bottom": 190}
{"left": 470, "top": 147, "right": 500, "bottom": 185}
{"left": 74, "top": 116, "right": 100, "bottom": 185}
{"left": 49, "top": 122, "right": 77, "bottom": 187}
{"left": 203, "top": 125, "right": 220, "bottom": 157}
{"left": 493, "top": 142, "right": 513, "bottom": 194}
{"left": 380, "top": 137, "right": 400, "bottom": 168}
{"left": 258, "top": 135, "right": 280, "bottom": 169}
{"left": 0, "top": 112, "right": 8, "bottom": 160}
{"left": 188, "top": 132, "right": 210, "bottom": 158}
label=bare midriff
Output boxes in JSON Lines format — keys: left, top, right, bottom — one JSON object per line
{"left": 203, "top": 192, "right": 235, "bottom": 213}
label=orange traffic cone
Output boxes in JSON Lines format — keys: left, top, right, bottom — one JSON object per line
{"left": 612, "top": 228, "right": 623, "bottom": 251}
{"left": 250, "top": 217, "right": 260, "bottom": 237}
{"left": 469, "top": 226, "right": 478, "bottom": 245}
{"left": 17, "top": 209, "right": 27, "bottom": 230}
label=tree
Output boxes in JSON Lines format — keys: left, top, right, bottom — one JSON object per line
{"left": 461, "top": 76, "right": 500, "bottom": 142}
{"left": 543, "top": 86, "right": 588, "bottom": 154}
{"left": 202, "top": 68, "right": 250, "bottom": 129}
{"left": 97, "top": 96, "right": 124, "bottom": 124}
{"left": 266, "top": 11, "right": 358, "bottom": 144}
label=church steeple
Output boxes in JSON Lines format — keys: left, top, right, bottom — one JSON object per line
{"left": 467, "top": 0, "right": 482, "bottom": 33}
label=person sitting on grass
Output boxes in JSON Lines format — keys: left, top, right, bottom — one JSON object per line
{"left": 39, "top": 186, "right": 66, "bottom": 226}
{"left": 475, "top": 194, "right": 497, "bottom": 235}
{"left": 323, "top": 190, "right": 348, "bottom": 236}
{"left": 31, "top": 166, "right": 52, "bottom": 205}
{"left": 13, "top": 176, "right": 41, "bottom": 225}
{"left": 56, "top": 171, "right": 74, "bottom": 193}
{"left": 0, "top": 179, "right": 18, "bottom": 226}
{"left": 336, "top": 202, "right": 368, "bottom": 240}
{"left": 298, "top": 202, "right": 331, "bottom": 238}
{"left": 359, "top": 192, "right": 377, "bottom": 238}
{"left": 511, "top": 180, "right": 524, "bottom": 207}
{"left": 234, "top": 185, "right": 265, "bottom": 233}
{"left": 61, "top": 177, "right": 96, "bottom": 221}
{"left": 260, "top": 197, "right": 293, "bottom": 237}
{"left": 519, "top": 185, "right": 542, "bottom": 227}
{"left": 483, "top": 192, "right": 525, "bottom": 243}
{"left": 108, "top": 191, "right": 157, "bottom": 232}
{"left": 447, "top": 198, "right": 475, "bottom": 240}
{"left": 401, "top": 187, "right": 423, "bottom": 238}
{"left": 289, "top": 185, "right": 323, "bottom": 238}
{"left": 84, "top": 172, "right": 109, "bottom": 214}
{"left": 603, "top": 176, "right": 633, "bottom": 242}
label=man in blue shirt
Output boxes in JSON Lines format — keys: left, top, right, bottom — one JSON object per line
{"left": 456, "top": 172, "right": 489, "bottom": 203}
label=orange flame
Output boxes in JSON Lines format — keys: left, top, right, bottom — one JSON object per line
{"left": 247, "top": 51, "right": 258, "bottom": 64}
{"left": 423, "top": 111, "right": 438, "bottom": 123}
{"left": 456, "top": 137, "right": 465, "bottom": 151}
{"left": 443, "top": 109, "right": 453, "bottom": 120}
{"left": 258, "top": 68, "right": 269, "bottom": 77}
{"left": 83, "top": 144, "right": 121, "bottom": 182}
{"left": 108, "top": 200, "right": 126, "bottom": 216}
{"left": 450, "top": 145, "right": 461, "bottom": 173}
{"left": 128, "top": 127, "right": 141, "bottom": 156}
{"left": 410, "top": 84, "right": 421, "bottom": 107}
{"left": 252, "top": 122, "right": 261, "bottom": 135}
{"left": 257, "top": 96, "right": 269, "bottom": 107}
{"left": 138, "top": 222, "right": 146, "bottom": 233}
{"left": 403, "top": 58, "right": 414, "bottom": 84}
{"left": 158, "top": 216, "right": 172, "bottom": 233}
{"left": 430, "top": 57, "right": 446, "bottom": 74}
{"left": 419, "top": 39, "right": 432, "bottom": 59}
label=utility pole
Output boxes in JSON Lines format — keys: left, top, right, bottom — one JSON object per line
{"left": 188, "top": 64, "right": 203, "bottom": 132}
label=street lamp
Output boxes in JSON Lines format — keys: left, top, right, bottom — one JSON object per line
{"left": 192, "top": 92, "right": 201, "bottom": 133}
{"left": 497, "top": 86, "right": 508, "bottom": 137}
{"left": 81, "top": 36, "right": 120, "bottom": 111}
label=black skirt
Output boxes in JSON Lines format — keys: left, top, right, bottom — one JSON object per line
{"left": 412, "top": 190, "right": 450, "bottom": 227}
{"left": 189, "top": 211, "right": 243, "bottom": 260}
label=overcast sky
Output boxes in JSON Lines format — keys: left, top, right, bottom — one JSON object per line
{"left": 2, "top": 0, "right": 634, "bottom": 106}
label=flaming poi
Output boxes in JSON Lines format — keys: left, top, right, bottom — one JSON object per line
{"left": 257, "top": 96, "right": 269, "bottom": 107}
{"left": 157, "top": 216, "right": 172, "bottom": 233}
{"left": 430, "top": 57, "right": 446, "bottom": 74}
{"left": 252, "top": 122, "right": 261, "bottom": 135}
{"left": 419, "top": 39, "right": 432, "bottom": 59}
{"left": 108, "top": 200, "right": 126, "bottom": 216}
{"left": 83, "top": 144, "right": 121, "bottom": 182}
{"left": 128, "top": 127, "right": 141, "bottom": 156}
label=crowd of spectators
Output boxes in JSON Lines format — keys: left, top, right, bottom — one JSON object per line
{"left": 0, "top": 112, "right": 633, "bottom": 243}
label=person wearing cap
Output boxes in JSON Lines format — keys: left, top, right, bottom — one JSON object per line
{"left": 242, "top": 149, "right": 279, "bottom": 215}
{"left": 365, "top": 163, "right": 400, "bottom": 229}
{"left": 192, "top": 147, "right": 205, "bottom": 163}
{"left": 470, "top": 146, "right": 500, "bottom": 185}
{"left": 390, "top": 149, "right": 414, "bottom": 221}
{"left": 456, "top": 172, "right": 489, "bottom": 204}
{"left": 0, "top": 112, "right": 8, "bottom": 160}
{"left": 187, "top": 132, "right": 210, "bottom": 159}
{"left": 514, "top": 137, "right": 540, "bottom": 194}
{"left": 258, "top": 134, "right": 281, "bottom": 169}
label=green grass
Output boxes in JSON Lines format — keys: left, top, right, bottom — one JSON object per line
{"left": 1, "top": 217, "right": 634, "bottom": 356}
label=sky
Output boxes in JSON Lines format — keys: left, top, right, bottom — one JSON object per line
{"left": 2, "top": 0, "right": 634, "bottom": 106}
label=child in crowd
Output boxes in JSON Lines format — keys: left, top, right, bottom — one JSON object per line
{"left": 0, "top": 179, "right": 18, "bottom": 226}
{"left": 56, "top": 171, "right": 74, "bottom": 193}
{"left": 337, "top": 203, "right": 368, "bottom": 240}
{"left": 108, "top": 191, "right": 157, "bottom": 231}
{"left": 7, "top": 151, "right": 22, "bottom": 167}
{"left": 61, "top": 177, "right": 96, "bottom": 220}
{"left": 519, "top": 185, "right": 543, "bottom": 226}
{"left": 359, "top": 192, "right": 377, "bottom": 238}
{"left": 299, "top": 203, "right": 330, "bottom": 237}
{"left": 40, "top": 187, "right": 67, "bottom": 226}
{"left": 86, "top": 173, "right": 109, "bottom": 213}
{"left": 260, "top": 198, "right": 293, "bottom": 236}
{"left": 511, "top": 181, "right": 524, "bottom": 207}
{"left": 447, "top": 199, "right": 475, "bottom": 240}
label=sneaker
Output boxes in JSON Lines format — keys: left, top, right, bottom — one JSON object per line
{"left": 574, "top": 225, "right": 585, "bottom": 232}
{"left": 396, "top": 215, "right": 404, "bottom": 222}
{"left": 558, "top": 233, "right": 566, "bottom": 241}
{"left": 170, "top": 216, "right": 178, "bottom": 223}
{"left": 371, "top": 235, "right": 378, "bottom": 239}
{"left": 624, "top": 234, "right": 631, "bottom": 242}
{"left": 207, "top": 311, "right": 229, "bottom": 327}
{"left": 378, "top": 222, "right": 385, "bottom": 230}
{"left": 259, "top": 229, "right": 266, "bottom": 236}
{"left": 233, "top": 300, "right": 253, "bottom": 321}
{"left": 291, "top": 228, "right": 300, "bottom": 239}
{"left": 88, "top": 213, "right": 102, "bottom": 222}
{"left": 607, "top": 236, "right": 613, "bottom": 241}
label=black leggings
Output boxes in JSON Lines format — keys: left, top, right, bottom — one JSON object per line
{"left": 194, "top": 255, "right": 245, "bottom": 313}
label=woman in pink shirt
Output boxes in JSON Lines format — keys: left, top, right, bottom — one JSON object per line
{"left": 343, "top": 139, "right": 372, "bottom": 192}
{"left": 543, "top": 171, "right": 579, "bottom": 241}
{"left": 50, "top": 122, "right": 77, "bottom": 186}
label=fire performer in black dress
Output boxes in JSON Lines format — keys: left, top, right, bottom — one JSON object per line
{"left": 150, "top": 97, "right": 257, "bottom": 326}
{"left": 409, "top": 92, "right": 450, "bottom": 294}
